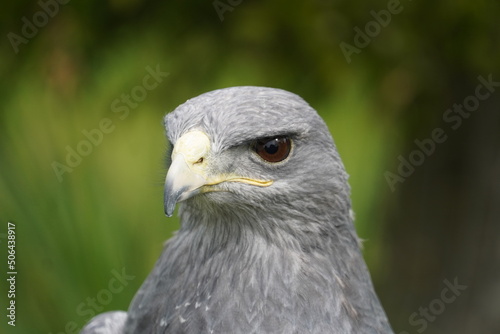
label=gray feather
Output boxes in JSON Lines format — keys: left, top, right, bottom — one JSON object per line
{"left": 80, "top": 311, "right": 127, "bottom": 334}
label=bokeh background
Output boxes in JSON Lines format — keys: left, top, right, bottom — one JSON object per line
{"left": 1, "top": 0, "right": 499, "bottom": 333}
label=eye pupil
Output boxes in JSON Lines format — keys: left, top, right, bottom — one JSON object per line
{"left": 264, "top": 140, "right": 279, "bottom": 155}
{"left": 254, "top": 137, "right": 291, "bottom": 163}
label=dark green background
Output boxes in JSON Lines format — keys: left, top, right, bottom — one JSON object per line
{"left": 1, "top": 0, "right": 499, "bottom": 333}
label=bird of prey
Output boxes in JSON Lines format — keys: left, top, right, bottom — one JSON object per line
{"left": 81, "top": 86, "right": 393, "bottom": 333}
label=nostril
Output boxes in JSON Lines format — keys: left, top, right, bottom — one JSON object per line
{"left": 194, "top": 157, "right": 204, "bottom": 164}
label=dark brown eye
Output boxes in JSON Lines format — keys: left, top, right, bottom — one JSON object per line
{"left": 254, "top": 137, "right": 291, "bottom": 162}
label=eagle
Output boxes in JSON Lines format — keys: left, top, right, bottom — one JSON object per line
{"left": 81, "top": 86, "right": 393, "bottom": 334}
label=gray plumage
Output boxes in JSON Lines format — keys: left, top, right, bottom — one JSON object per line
{"left": 81, "top": 86, "right": 393, "bottom": 333}
{"left": 81, "top": 311, "right": 127, "bottom": 333}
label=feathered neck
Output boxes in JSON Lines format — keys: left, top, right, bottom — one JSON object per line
{"left": 125, "top": 192, "right": 392, "bottom": 333}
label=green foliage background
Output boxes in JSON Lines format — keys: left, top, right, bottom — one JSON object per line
{"left": 0, "top": 0, "right": 499, "bottom": 333}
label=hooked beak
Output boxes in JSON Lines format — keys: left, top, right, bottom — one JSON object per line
{"left": 164, "top": 153, "right": 207, "bottom": 217}
{"left": 164, "top": 130, "right": 273, "bottom": 217}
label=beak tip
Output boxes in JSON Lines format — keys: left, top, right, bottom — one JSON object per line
{"left": 164, "top": 206, "right": 174, "bottom": 217}
{"left": 164, "top": 207, "right": 171, "bottom": 217}
{"left": 164, "top": 180, "right": 178, "bottom": 218}
{"left": 164, "top": 199, "right": 176, "bottom": 218}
